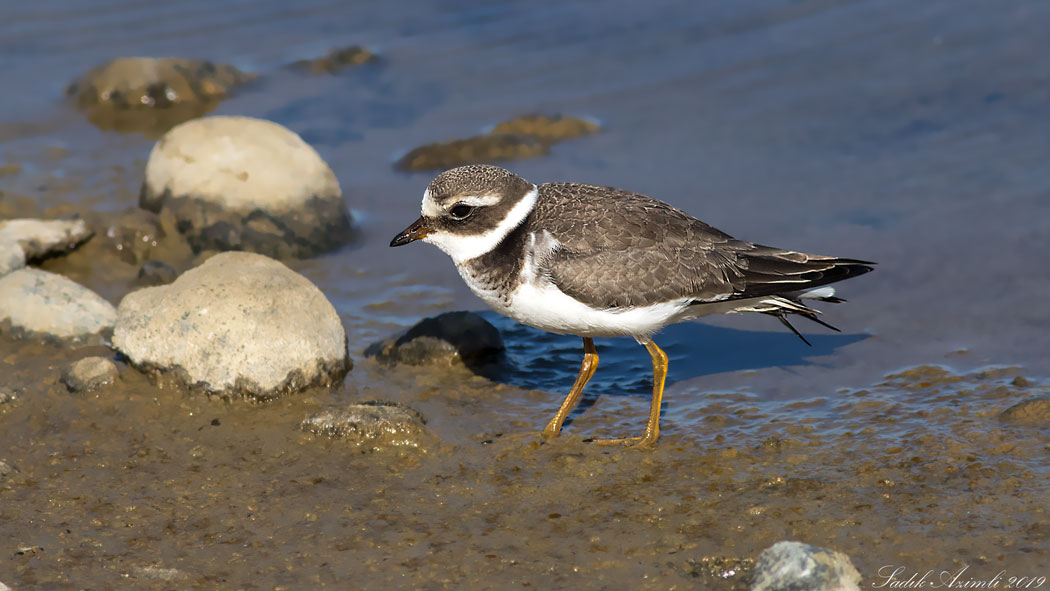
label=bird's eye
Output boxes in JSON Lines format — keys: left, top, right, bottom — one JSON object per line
{"left": 449, "top": 204, "right": 475, "bottom": 220}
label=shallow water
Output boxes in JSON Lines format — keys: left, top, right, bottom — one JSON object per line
{"left": 3, "top": 0, "right": 1050, "bottom": 588}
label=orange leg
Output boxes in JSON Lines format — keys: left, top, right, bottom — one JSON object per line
{"left": 591, "top": 337, "right": 667, "bottom": 449}
{"left": 542, "top": 337, "right": 598, "bottom": 438}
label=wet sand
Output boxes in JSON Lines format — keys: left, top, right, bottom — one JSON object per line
{"left": 3, "top": 0, "right": 1050, "bottom": 588}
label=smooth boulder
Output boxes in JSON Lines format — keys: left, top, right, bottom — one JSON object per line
{"left": 0, "top": 269, "right": 116, "bottom": 339}
{"left": 112, "top": 252, "right": 349, "bottom": 399}
{"left": 140, "top": 116, "right": 352, "bottom": 258}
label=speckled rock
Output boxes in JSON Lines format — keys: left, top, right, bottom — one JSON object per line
{"left": 301, "top": 401, "right": 436, "bottom": 452}
{"left": 750, "top": 541, "right": 860, "bottom": 591}
{"left": 291, "top": 45, "right": 376, "bottom": 74}
{"left": 112, "top": 252, "right": 350, "bottom": 399}
{"left": 0, "top": 269, "right": 116, "bottom": 339}
{"left": 490, "top": 114, "right": 600, "bottom": 144}
{"left": 1000, "top": 395, "right": 1050, "bottom": 425}
{"left": 67, "top": 57, "right": 255, "bottom": 134}
{"left": 0, "top": 218, "right": 93, "bottom": 275}
{"left": 0, "top": 459, "right": 12, "bottom": 481}
{"left": 62, "top": 357, "right": 119, "bottom": 393}
{"left": 365, "top": 311, "right": 505, "bottom": 368}
{"left": 140, "top": 116, "right": 352, "bottom": 258}
{"left": 396, "top": 134, "right": 548, "bottom": 172}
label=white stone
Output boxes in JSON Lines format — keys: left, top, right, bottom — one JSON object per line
{"left": 0, "top": 218, "right": 92, "bottom": 276}
{"left": 0, "top": 269, "right": 116, "bottom": 339}
{"left": 139, "top": 116, "right": 351, "bottom": 258}
{"left": 113, "top": 252, "right": 349, "bottom": 398}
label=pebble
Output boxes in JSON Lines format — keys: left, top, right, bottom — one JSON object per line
{"left": 301, "top": 400, "right": 436, "bottom": 452}
{"left": 750, "top": 541, "right": 861, "bottom": 591}
{"left": 140, "top": 116, "right": 352, "bottom": 258}
{"left": 0, "top": 269, "right": 116, "bottom": 339}
{"left": 62, "top": 356, "right": 119, "bottom": 392}
{"left": 112, "top": 252, "right": 350, "bottom": 399}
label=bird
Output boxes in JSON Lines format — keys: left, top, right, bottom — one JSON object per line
{"left": 390, "top": 165, "right": 873, "bottom": 448}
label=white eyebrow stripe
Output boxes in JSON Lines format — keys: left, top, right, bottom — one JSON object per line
{"left": 452, "top": 194, "right": 501, "bottom": 208}
{"left": 421, "top": 187, "right": 442, "bottom": 218}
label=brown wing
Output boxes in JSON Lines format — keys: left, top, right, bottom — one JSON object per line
{"left": 531, "top": 183, "right": 873, "bottom": 309}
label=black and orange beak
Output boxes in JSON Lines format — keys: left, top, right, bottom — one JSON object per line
{"left": 389, "top": 217, "right": 430, "bottom": 247}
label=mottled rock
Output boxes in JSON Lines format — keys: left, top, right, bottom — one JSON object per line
{"left": 0, "top": 218, "right": 93, "bottom": 275}
{"left": 301, "top": 400, "right": 436, "bottom": 452}
{"left": 63, "top": 356, "right": 119, "bottom": 392}
{"left": 103, "top": 208, "right": 173, "bottom": 265}
{"left": 396, "top": 134, "right": 548, "bottom": 172}
{"left": 136, "top": 260, "right": 178, "bottom": 287}
{"left": 490, "top": 114, "right": 600, "bottom": 144}
{"left": 0, "top": 269, "right": 116, "bottom": 339}
{"left": 1000, "top": 395, "right": 1050, "bottom": 425}
{"left": 140, "top": 116, "right": 352, "bottom": 258}
{"left": 750, "top": 541, "right": 860, "bottom": 591}
{"left": 67, "top": 57, "right": 256, "bottom": 134}
{"left": 0, "top": 389, "right": 14, "bottom": 405}
{"left": 113, "top": 252, "right": 350, "bottom": 399}
{"left": 365, "top": 311, "right": 505, "bottom": 368}
{"left": 292, "top": 45, "right": 376, "bottom": 74}
{"left": 0, "top": 459, "right": 12, "bottom": 480}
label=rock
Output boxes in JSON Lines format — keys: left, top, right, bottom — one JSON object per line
{"left": 750, "top": 541, "right": 860, "bottom": 591}
{"left": 291, "top": 45, "right": 376, "bottom": 74}
{"left": 0, "top": 388, "right": 15, "bottom": 405}
{"left": 1000, "top": 395, "right": 1050, "bottom": 425}
{"left": 0, "top": 459, "right": 12, "bottom": 481}
{"left": 396, "top": 134, "right": 548, "bottom": 172}
{"left": 301, "top": 400, "right": 436, "bottom": 452}
{"left": 136, "top": 260, "right": 178, "bottom": 287}
{"left": 490, "top": 114, "right": 600, "bottom": 144}
{"left": 0, "top": 269, "right": 116, "bottom": 340}
{"left": 365, "top": 311, "right": 505, "bottom": 369}
{"left": 63, "top": 357, "right": 119, "bottom": 392}
{"left": 103, "top": 208, "right": 174, "bottom": 265}
{"left": 67, "top": 57, "right": 256, "bottom": 134}
{"left": 112, "top": 252, "right": 350, "bottom": 399}
{"left": 140, "top": 116, "right": 352, "bottom": 258}
{"left": 0, "top": 218, "right": 93, "bottom": 275}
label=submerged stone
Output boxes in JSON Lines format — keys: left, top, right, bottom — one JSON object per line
{"left": 140, "top": 116, "right": 353, "bottom": 258}
{"left": 301, "top": 400, "right": 437, "bottom": 452}
{"left": 113, "top": 252, "right": 350, "bottom": 399}
{"left": 1000, "top": 395, "right": 1050, "bottom": 425}
{"left": 291, "top": 45, "right": 377, "bottom": 74}
{"left": 490, "top": 114, "right": 600, "bottom": 144}
{"left": 395, "top": 134, "right": 548, "bottom": 172}
{"left": 67, "top": 57, "right": 256, "bottom": 134}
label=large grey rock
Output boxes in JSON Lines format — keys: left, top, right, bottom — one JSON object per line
{"left": 365, "top": 311, "right": 505, "bottom": 368}
{"left": 0, "top": 218, "right": 93, "bottom": 275}
{"left": 301, "top": 401, "right": 437, "bottom": 452}
{"left": 140, "top": 116, "right": 352, "bottom": 258}
{"left": 63, "top": 356, "right": 119, "bottom": 393}
{"left": 113, "top": 252, "right": 350, "bottom": 399}
{"left": 751, "top": 541, "right": 860, "bottom": 591}
{"left": 0, "top": 269, "right": 116, "bottom": 339}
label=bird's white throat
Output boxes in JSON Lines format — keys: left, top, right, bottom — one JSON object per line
{"left": 422, "top": 185, "right": 539, "bottom": 264}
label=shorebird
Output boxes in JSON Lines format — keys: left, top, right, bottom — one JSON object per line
{"left": 390, "top": 165, "right": 873, "bottom": 447}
